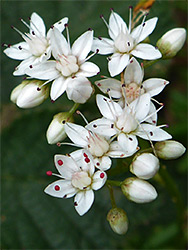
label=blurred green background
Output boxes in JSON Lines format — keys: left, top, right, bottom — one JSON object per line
{"left": 1, "top": 0, "right": 187, "bottom": 249}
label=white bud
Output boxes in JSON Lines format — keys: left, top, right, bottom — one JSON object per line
{"left": 107, "top": 208, "right": 128, "bottom": 235}
{"left": 130, "top": 153, "right": 160, "bottom": 180}
{"left": 16, "top": 80, "right": 49, "bottom": 108}
{"left": 155, "top": 140, "right": 186, "bottom": 160}
{"left": 157, "top": 28, "right": 186, "bottom": 59}
{"left": 121, "top": 177, "right": 157, "bottom": 203}
{"left": 10, "top": 81, "right": 28, "bottom": 103}
{"left": 46, "top": 112, "right": 73, "bottom": 144}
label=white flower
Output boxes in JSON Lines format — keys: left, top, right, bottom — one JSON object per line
{"left": 64, "top": 122, "right": 129, "bottom": 171}
{"left": 92, "top": 9, "right": 162, "bottom": 76}
{"left": 86, "top": 94, "right": 172, "bottom": 154}
{"left": 44, "top": 149, "right": 107, "bottom": 216}
{"left": 25, "top": 27, "right": 99, "bottom": 103}
{"left": 130, "top": 153, "right": 160, "bottom": 179}
{"left": 121, "top": 177, "right": 157, "bottom": 203}
{"left": 3, "top": 12, "right": 68, "bottom": 76}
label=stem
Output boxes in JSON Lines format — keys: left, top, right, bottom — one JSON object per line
{"left": 143, "top": 59, "right": 159, "bottom": 68}
{"left": 107, "top": 184, "right": 117, "bottom": 208}
{"left": 68, "top": 103, "right": 80, "bottom": 116}
{"left": 106, "top": 180, "right": 122, "bottom": 187}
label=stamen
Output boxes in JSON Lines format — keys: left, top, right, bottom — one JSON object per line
{"left": 46, "top": 171, "right": 64, "bottom": 179}
{"left": 29, "top": 17, "right": 45, "bottom": 37}
{"left": 151, "top": 98, "right": 164, "bottom": 106}
{"left": 140, "top": 105, "right": 164, "bottom": 123}
{"left": 11, "top": 25, "right": 31, "bottom": 40}
{"left": 100, "top": 13, "right": 116, "bottom": 38}
{"left": 76, "top": 110, "right": 89, "bottom": 124}
{"left": 84, "top": 49, "right": 99, "bottom": 62}
{"left": 65, "top": 23, "right": 71, "bottom": 50}
{"left": 56, "top": 142, "right": 81, "bottom": 148}
{"left": 98, "top": 37, "right": 113, "bottom": 47}
{"left": 135, "top": 14, "right": 147, "bottom": 44}
{"left": 128, "top": 6, "right": 133, "bottom": 33}
{"left": 110, "top": 8, "right": 121, "bottom": 34}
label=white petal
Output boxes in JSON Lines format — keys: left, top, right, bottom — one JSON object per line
{"left": 25, "top": 61, "right": 59, "bottom": 80}
{"left": 124, "top": 57, "right": 143, "bottom": 85}
{"left": 65, "top": 122, "right": 89, "bottom": 147}
{"left": 144, "top": 102, "right": 158, "bottom": 125}
{"left": 30, "top": 12, "right": 46, "bottom": 37}
{"left": 136, "top": 124, "right": 172, "bottom": 141}
{"left": 49, "top": 27, "right": 70, "bottom": 58}
{"left": 92, "top": 37, "right": 114, "bottom": 54}
{"left": 94, "top": 156, "right": 111, "bottom": 171}
{"left": 92, "top": 171, "right": 107, "bottom": 190}
{"left": 109, "top": 12, "right": 128, "bottom": 40}
{"left": 108, "top": 53, "right": 130, "bottom": 77}
{"left": 53, "top": 17, "right": 69, "bottom": 33}
{"left": 131, "top": 43, "right": 162, "bottom": 60}
{"left": 74, "top": 189, "right": 94, "bottom": 216}
{"left": 95, "top": 78, "right": 122, "bottom": 98}
{"left": 66, "top": 76, "right": 93, "bottom": 103}
{"left": 107, "top": 141, "right": 127, "bottom": 158}
{"left": 54, "top": 154, "right": 79, "bottom": 179}
{"left": 131, "top": 17, "right": 158, "bottom": 44}
{"left": 13, "top": 57, "right": 36, "bottom": 76}
{"left": 39, "top": 46, "right": 52, "bottom": 63}
{"left": 44, "top": 180, "right": 77, "bottom": 198}
{"left": 77, "top": 62, "right": 100, "bottom": 77}
{"left": 117, "top": 133, "right": 138, "bottom": 156}
{"left": 72, "top": 30, "right": 93, "bottom": 63}
{"left": 3, "top": 42, "right": 31, "bottom": 60}
{"left": 86, "top": 118, "right": 117, "bottom": 138}
{"left": 142, "top": 78, "right": 169, "bottom": 97}
{"left": 96, "top": 94, "right": 122, "bottom": 121}
{"left": 130, "top": 93, "right": 150, "bottom": 121}
{"left": 50, "top": 76, "right": 67, "bottom": 101}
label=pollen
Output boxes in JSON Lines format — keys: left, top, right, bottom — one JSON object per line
{"left": 46, "top": 171, "right": 52, "bottom": 176}
{"left": 85, "top": 157, "right": 90, "bottom": 163}
{"left": 100, "top": 173, "right": 105, "bottom": 178}
{"left": 54, "top": 185, "right": 60, "bottom": 191}
{"left": 57, "top": 159, "right": 63, "bottom": 166}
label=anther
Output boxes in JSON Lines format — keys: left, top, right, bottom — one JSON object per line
{"left": 110, "top": 8, "right": 114, "bottom": 11}
{"left": 100, "top": 173, "right": 105, "bottom": 178}
{"left": 62, "top": 120, "right": 66, "bottom": 124}
{"left": 88, "top": 28, "right": 92, "bottom": 31}
{"left": 111, "top": 124, "right": 114, "bottom": 128}
{"left": 107, "top": 88, "right": 110, "bottom": 92}
{"left": 74, "top": 202, "right": 78, "bottom": 206}
{"left": 143, "top": 22, "right": 146, "bottom": 27}
{"left": 63, "top": 195, "right": 67, "bottom": 198}
{"left": 93, "top": 124, "right": 97, "bottom": 128}
{"left": 55, "top": 185, "right": 60, "bottom": 191}
{"left": 127, "top": 42, "right": 130, "bottom": 46}
{"left": 129, "top": 5, "right": 133, "bottom": 9}
{"left": 96, "top": 49, "right": 99, "bottom": 53}
{"left": 37, "top": 87, "right": 41, "bottom": 91}
{"left": 51, "top": 100, "right": 55, "bottom": 103}
{"left": 46, "top": 171, "right": 52, "bottom": 176}
{"left": 97, "top": 83, "right": 101, "bottom": 87}
{"left": 122, "top": 84, "right": 126, "bottom": 87}
{"left": 29, "top": 65, "right": 33, "bottom": 68}
{"left": 18, "top": 46, "right": 22, "bottom": 50}
{"left": 100, "top": 14, "right": 104, "bottom": 19}
{"left": 96, "top": 162, "right": 100, "bottom": 166}
{"left": 83, "top": 153, "right": 88, "bottom": 158}
{"left": 85, "top": 157, "right": 90, "bottom": 163}
{"left": 57, "top": 142, "right": 61, "bottom": 147}
{"left": 50, "top": 25, "right": 54, "bottom": 29}
{"left": 64, "top": 23, "right": 68, "bottom": 27}
{"left": 150, "top": 131, "right": 153, "bottom": 136}
{"left": 32, "top": 31, "right": 35, "bottom": 35}
{"left": 98, "top": 36, "right": 102, "bottom": 40}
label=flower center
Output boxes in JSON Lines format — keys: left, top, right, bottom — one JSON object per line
{"left": 71, "top": 171, "right": 91, "bottom": 190}
{"left": 116, "top": 110, "right": 138, "bottom": 134}
{"left": 87, "top": 132, "right": 110, "bottom": 157}
{"left": 125, "top": 83, "right": 145, "bottom": 103}
{"left": 114, "top": 31, "right": 134, "bottom": 53}
{"left": 24, "top": 34, "right": 48, "bottom": 57}
{"left": 56, "top": 54, "right": 79, "bottom": 77}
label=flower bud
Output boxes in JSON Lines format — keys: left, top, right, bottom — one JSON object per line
{"left": 156, "top": 28, "right": 186, "bottom": 59}
{"left": 121, "top": 177, "right": 157, "bottom": 203}
{"left": 10, "top": 81, "right": 28, "bottom": 103}
{"left": 155, "top": 140, "right": 186, "bottom": 160}
{"left": 16, "top": 80, "right": 49, "bottom": 108}
{"left": 107, "top": 208, "right": 128, "bottom": 235}
{"left": 130, "top": 153, "right": 159, "bottom": 180}
{"left": 46, "top": 112, "right": 73, "bottom": 144}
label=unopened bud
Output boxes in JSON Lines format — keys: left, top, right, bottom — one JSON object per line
{"left": 107, "top": 208, "right": 128, "bottom": 235}
{"left": 156, "top": 28, "right": 186, "bottom": 59}
{"left": 10, "top": 81, "right": 28, "bottom": 103}
{"left": 155, "top": 140, "right": 186, "bottom": 160}
{"left": 121, "top": 177, "right": 157, "bottom": 203}
{"left": 15, "top": 80, "right": 49, "bottom": 108}
{"left": 130, "top": 153, "right": 160, "bottom": 180}
{"left": 46, "top": 112, "right": 73, "bottom": 144}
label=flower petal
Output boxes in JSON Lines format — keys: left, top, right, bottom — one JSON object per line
{"left": 117, "top": 133, "right": 138, "bottom": 156}
{"left": 96, "top": 94, "right": 122, "bottom": 121}
{"left": 72, "top": 30, "right": 93, "bottom": 63}
{"left": 25, "top": 61, "right": 59, "bottom": 80}
{"left": 76, "top": 62, "right": 100, "bottom": 77}
{"left": 50, "top": 76, "right": 67, "bottom": 101}
{"left": 136, "top": 124, "right": 172, "bottom": 141}
{"left": 74, "top": 189, "right": 94, "bottom": 216}
{"left": 66, "top": 76, "right": 93, "bottom": 103}
{"left": 131, "top": 17, "right": 158, "bottom": 44}
{"left": 53, "top": 17, "right": 69, "bottom": 33}
{"left": 131, "top": 43, "right": 162, "bottom": 60}
{"left": 30, "top": 12, "right": 46, "bottom": 37}
{"left": 65, "top": 123, "right": 89, "bottom": 147}
{"left": 107, "top": 141, "right": 128, "bottom": 158}
{"left": 144, "top": 101, "right": 158, "bottom": 125}
{"left": 94, "top": 156, "right": 112, "bottom": 171}
{"left": 91, "top": 170, "right": 107, "bottom": 190}
{"left": 95, "top": 78, "right": 122, "bottom": 98}
{"left": 3, "top": 42, "right": 31, "bottom": 60}
{"left": 109, "top": 12, "right": 128, "bottom": 40}
{"left": 124, "top": 57, "right": 143, "bottom": 85}
{"left": 44, "top": 180, "right": 77, "bottom": 198}
{"left": 92, "top": 37, "right": 114, "bottom": 54}
{"left": 13, "top": 57, "right": 36, "bottom": 76}
{"left": 54, "top": 154, "right": 79, "bottom": 179}
{"left": 49, "top": 27, "right": 70, "bottom": 58}
{"left": 108, "top": 53, "right": 130, "bottom": 77}
{"left": 142, "top": 78, "right": 169, "bottom": 97}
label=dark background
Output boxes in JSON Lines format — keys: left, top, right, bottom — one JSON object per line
{"left": 1, "top": 0, "right": 187, "bottom": 249}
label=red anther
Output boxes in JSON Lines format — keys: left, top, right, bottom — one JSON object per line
{"left": 98, "top": 36, "right": 102, "bottom": 40}
{"left": 97, "top": 83, "right": 101, "bottom": 87}
{"left": 46, "top": 171, "right": 52, "bottom": 176}
{"left": 50, "top": 25, "right": 54, "bottom": 29}
{"left": 56, "top": 142, "right": 61, "bottom": 147}
{"left": 55, "top": 185, "right": 60, "bottom": 191}
{"left": 110, "top": 8, "right": 114, "bottom": 11}
{"left": 11, "top": 25, "right": 14, "bottom": 29}
{"left": 57, "top": 160, "right": 63, "bottom": 166}
{"left": 64, "top": 23, "right": 68, "bottom": 27}
{"left": 85, "top": 157, "right": 90, "bottom": 163}
{"left": 100, "top": 173, "right": 105, "bottom": 179}
{"left": 96, "top": 162, "right": 100, "bottom": 166}
{"left": 83, "top": 153, "right": 88, "bottom": 158}
{"left": 100, "top": 14, "right": 104, "bottom": 18}
{"left": 51, "top": 100, "right": 55, "bottom": 103}
{"left": 129, "top": 5, "right": 133, "bottom": 9}
{"left": 88, "top": 28, "right": 92, "bottom": 31}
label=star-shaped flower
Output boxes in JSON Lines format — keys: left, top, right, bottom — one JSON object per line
{"left": 44, "top": 149, "right": 107, "bottom": 216}
{"left": 25, "top": 27, "right": 100, "bottom": 103}
{"left": 86, "top": 94, "right": 172, "bottom": 154}
{"left": 92, "top": 9, "right": 162, "bottom": 76}
{"left": 3, "top": 12, "right": 68, "bottom": 76}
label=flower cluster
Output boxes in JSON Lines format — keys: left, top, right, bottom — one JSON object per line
{"left": 3, "top": 7, "right": 186, "bottom": 234}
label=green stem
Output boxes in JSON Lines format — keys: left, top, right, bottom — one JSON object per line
{"left": 68, "top": 103, "right": 80, "bottom": 116}
{"left": 107, "top": 184, "right": 117, "bottom": 208}
{"left": 106, "top": 180, "right": 122, "bottom": 187}
{"left": 143, "top": 59, "right": 159, "bottom": 68}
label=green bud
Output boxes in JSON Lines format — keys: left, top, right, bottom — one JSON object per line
{"left": 107, "top": 208, "right": 128, "bottom": 235}
{"left": 155, "top": 140, "right": 186, "bottom": 160}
